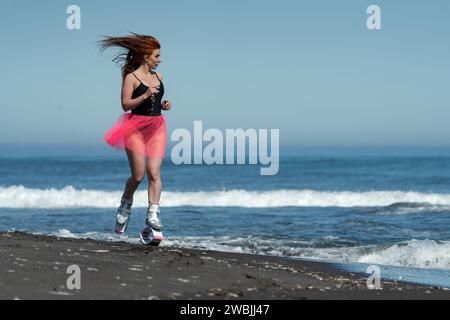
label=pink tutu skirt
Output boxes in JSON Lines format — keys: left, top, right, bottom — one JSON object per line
{"left": 103, "top": 113, "right": 167, "bottom": 158}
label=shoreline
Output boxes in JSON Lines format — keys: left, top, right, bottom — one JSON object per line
{"left": 1, "top": 231, "right": 449, "bottom": 300}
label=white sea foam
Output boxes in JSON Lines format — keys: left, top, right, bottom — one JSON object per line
{"left": 42, "top": 229, "right": 141, "bottom": 244}
{"left": 355, "top": 239, "right": 450, "bottom": 269}
{"left": 42, "top": 229, "right": 450, "bottom": 270}
{"left": 160, "top": 237, "right": 450, "bottom": 270}
{"left": 2, "top": 185, "right": 450, "bottom": 209}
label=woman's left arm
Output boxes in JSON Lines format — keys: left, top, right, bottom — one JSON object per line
{"left": 159, "top": 72, "right": 172, "bottom": 111}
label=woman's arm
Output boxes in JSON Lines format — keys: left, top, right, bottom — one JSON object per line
{"left": 121, "top": 74, "right": 151, "bottom": 112}
{"left": 157, "top": 72, "right": 172, "bottom": 111}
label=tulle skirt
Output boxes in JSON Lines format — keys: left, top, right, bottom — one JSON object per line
{"left": 103, "top": 113, "right": 167, "bottom": 158}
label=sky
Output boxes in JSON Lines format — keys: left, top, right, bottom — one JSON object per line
{"left": 0, "top": 0, "right": 449, "bottom": 156}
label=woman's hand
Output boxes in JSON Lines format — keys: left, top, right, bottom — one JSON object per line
{"left": 162, "top": 100, "right": 172, "bottom": 111}
{"left": 144, "top": 87, "right": 158, "bottom": 99}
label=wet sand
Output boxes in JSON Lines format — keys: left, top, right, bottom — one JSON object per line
{"left": 1, "top": 232, "right": 449, "bottom": 300}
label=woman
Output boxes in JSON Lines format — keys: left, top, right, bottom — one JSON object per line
{"left": 98, "top": 33, "right": 172, "bottom": 240}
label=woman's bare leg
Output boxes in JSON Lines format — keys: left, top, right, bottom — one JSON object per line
{"left": 122, "top": 148, "right": 146, "bottom": 200}
{"left": 146, "top": 157, "right": 163, "bottom": 204}
{"left": 115, "top": 146, "right": 146, "bottom": 233}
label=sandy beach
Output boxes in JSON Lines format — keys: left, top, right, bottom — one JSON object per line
{"left": 0, "top": 231, "right": 449, "bottom": 300}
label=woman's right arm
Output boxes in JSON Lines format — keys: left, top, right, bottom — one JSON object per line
{"left": 121, "top": 74, "right": 152, "bottom": 112}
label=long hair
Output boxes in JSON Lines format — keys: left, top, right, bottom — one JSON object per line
{"left": 97, "top": 32, "right": 161, "bottom": 80}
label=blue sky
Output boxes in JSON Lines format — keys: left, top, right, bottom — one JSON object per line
{"left": 0, "top": 0, "right": 449, "bottom": 155}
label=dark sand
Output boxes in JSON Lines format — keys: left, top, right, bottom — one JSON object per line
{"left": 1, "top": 232, "right": 449, "bottom": 300}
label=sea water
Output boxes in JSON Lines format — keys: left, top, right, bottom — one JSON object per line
{"left": 1, "top": 154, "right": 450, "bottom": 287}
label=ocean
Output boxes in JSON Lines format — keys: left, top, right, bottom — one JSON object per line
{"left": 1, "top": 154, "right": 450, "bottom": 288}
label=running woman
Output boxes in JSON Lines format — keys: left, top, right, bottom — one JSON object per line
{"left": 97, "top": 33, "right": 172, "bottom": 238}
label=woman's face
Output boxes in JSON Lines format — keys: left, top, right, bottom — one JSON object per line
{"left": 145, "top": 50, "right": 161, "bottom": 69}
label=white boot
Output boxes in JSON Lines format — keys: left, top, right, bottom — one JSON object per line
{"left": 115, "top": 196, "right": 133, "bottom": 234}
{"left": 146, "top": 203, "right": 163, "bottom": 230}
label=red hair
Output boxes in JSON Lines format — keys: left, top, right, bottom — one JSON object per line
{"left": 97, "top": 32, "right": 161, "bottom": 79}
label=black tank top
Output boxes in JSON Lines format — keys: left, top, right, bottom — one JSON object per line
{"left": 131, "top": 72, "right": 164, "bottom": 116}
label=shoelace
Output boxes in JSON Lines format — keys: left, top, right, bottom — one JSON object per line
{"left": 148, "top": 210, "right": 159, "bottom": 221}
{"left": 117, "top": 205, "right": 131, "bottom": 222}
{"left": 119, "top": 200, "right": 132, "bottom": 212}
{"left": 118, "top": 209, "right": 130, "bottom": 217}
{"left": 147, "top": 207, "right": 161, "bottom": 224}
